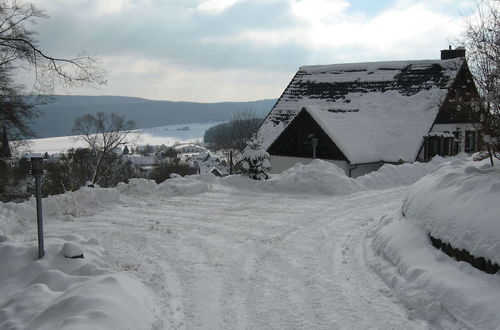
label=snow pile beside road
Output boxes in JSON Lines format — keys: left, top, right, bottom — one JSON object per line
{"left": 0, "top": 187, "right": 120, "bottom": 235}
{"left": 369, "top": 160, "right": 500, "bottom": 329}
{"left": 0, "top": 234, "right": 154, "bottom": 330}
{"left": 159, "top": 173, "right": 213, "bottom": 196}
{"left": 117, "top": 175, "right": 214, "bottom": 198}
{"left": 117, "top": 178, "right": 159, "bottom": 195}
{"left": 357, "top": 156, "right": 450, "bottom": 189}
{"left": 370, "top": 212, "right": 500, "bottom": 329}
{"left": 268, "top": 160, "right": 362, "bottom": 195}
{"left": 403, "top": 160, "right": 500, "bottom": 265}
{"left": 42, "top": 187, "right": 120, "bottom": 218}
{"left": 221, "top": 157, "right": 455, "bottom": 196}
{"left": 221, "top": 159, "right": 362, "bottom": 195}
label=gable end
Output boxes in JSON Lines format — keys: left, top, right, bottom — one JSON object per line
{"left": 435, "top": 61, "right": 481, "bottom": 124}
{"left": 267, "top": 109, "right": 349, "bottom": 162}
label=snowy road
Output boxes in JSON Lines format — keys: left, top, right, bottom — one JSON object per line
{"left": 24, "top": 184, "right": 427, "bottom": 329}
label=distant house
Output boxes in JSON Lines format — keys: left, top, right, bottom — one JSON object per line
{"left": 196, "top": 153, "right": 229, "bottom": 176}
{"left": 257, "top": 48, "right": 481, "bottom": 177}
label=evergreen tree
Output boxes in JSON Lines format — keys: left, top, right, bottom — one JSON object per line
{"left": 241, "top": 135, "right": 271, "bottom": 180}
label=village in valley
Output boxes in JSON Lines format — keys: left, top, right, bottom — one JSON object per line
{"left": 0, "top": 0, "right": 499, "bottom": 329}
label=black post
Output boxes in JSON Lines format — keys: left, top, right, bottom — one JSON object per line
{"left": 229, "top": 150, "right": 233, "bottom": 175}
{"left": 35, "top": 174, "right": 44, "bottom": 259}
{"left": 31, "top": 155, "right": 44, "bottom": 259}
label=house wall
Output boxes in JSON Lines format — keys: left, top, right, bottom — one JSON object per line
{"left": 417, "top": 123, "right": 480, "bottom": 160}
{"left": 269, "top": 155, "right": 349, "bottom": 175}
{"left": 434, "top": 63, "right": 480, "bottom": 124}
{"left": 418, "top": 62, "right": 480, "bottom": 161}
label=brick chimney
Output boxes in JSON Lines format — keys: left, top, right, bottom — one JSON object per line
{"left": 441, "top": 45, "right": 466, "bottom": 60}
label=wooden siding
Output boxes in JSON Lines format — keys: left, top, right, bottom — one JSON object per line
{"left": 435, "top": 63, "right": 481, "bottom": 124}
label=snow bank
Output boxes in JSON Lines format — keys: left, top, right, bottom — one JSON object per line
{"left": 0, "top": 234, "right": 154, "bottom": 330}
{"left": 117, "top": 175, "right": 214, "bottom": 198}
{"left": 117, "top": 178, "right": 159, "bottom": 196}
{"left": 357, "top": 156, "right": 451, "bottom": 189}
{"left": 158, "top": 173, "right": 214, "bottom": 196}
{"left": 221, "top": 158, "right": 455, "bottom": 196}
{"left": 268, "top": 160, "right": 362, "bottom": 195}
{"left": 369, "top": 212, "right": 500, "bottom": 329}
{"left": 0, "top": 187, "right": 120, "bottom": 235}
{"left": 369, "top": 160, "right": 500, "bottom": 328}
{"left": 0, "top": 175, "right": 217, "bottom": 235}
{"left": 403, "top": 160, "right": 500, "bottom": 265}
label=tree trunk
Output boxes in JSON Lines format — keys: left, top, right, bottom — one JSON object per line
{"left": 92, "top": 154, "right": 105, "bottom": 184}
{"left": 487, "top": 144, "right": 494, "bottom": 166}
{"left": 1, "top": 126, "right": 12, "bottom": 158}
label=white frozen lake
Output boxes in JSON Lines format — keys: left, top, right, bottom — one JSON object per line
{"left": 26, "top": 122, "right": 223, "bottom": 154}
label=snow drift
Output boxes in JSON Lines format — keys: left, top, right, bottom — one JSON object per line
{"left": 268, "top": 160, "right": 362, "bottom": 195}
{"left": 403, "top": 159, "right": 500, "bottom": 265}
{"left": 369, "top": 159, "right": 500, "bottom": 329}
{"left": 0, "top": 234, "right": 154, "bottom": 330}
{"left": 117, "top": 175, "right": 214, "bottom": 198}
{"left": 357, "top": 156, "right": 451, "bottom": 189}
{"left": 222, "top": 157, "right": 454, "bottom": 195}
{"left": 0, "top": 187, "right": 120, "bottom": 235}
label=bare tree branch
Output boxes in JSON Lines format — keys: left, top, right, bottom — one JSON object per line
{"left": 463, "top": 0, "right": 500, "bottom": 163}
{"left": 72, "top": 112, "right": 135, "bottom": 184}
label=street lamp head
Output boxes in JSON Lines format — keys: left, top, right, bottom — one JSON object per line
{"left": 311, "top": 137, "right": 318, "bottom": 148}
{"left": 29, "top": 153, "right": 44, "bottom": 176}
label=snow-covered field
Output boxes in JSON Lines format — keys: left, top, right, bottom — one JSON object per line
{"left": 26, "top": 122, "right": 222, "bottom": 154}
{"left": 1, "top": 156, "right": 499, "bottom": 329}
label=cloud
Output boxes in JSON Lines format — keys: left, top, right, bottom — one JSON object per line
{"left": 203, "top": 0, "right": 469, "bottom": 60}
{"left": 48, "top": 55, "right": 292, "bottom": 102}
{"left": 21, "top": 0, "right": 475, "bottom": 101}
{"left": 291, "top": 0, "right": 350, "bottom": 23}
{"left": 196, "top": 0, "right": 245, "bottom": 14}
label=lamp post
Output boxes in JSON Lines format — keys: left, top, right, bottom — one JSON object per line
{"left": 30, "top": 154, "right": 44, "bottom": 259}
{"left": 311, "top": 137, "right": 318, "bottom": 159}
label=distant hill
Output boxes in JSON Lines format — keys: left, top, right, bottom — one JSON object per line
{"left": 30, "top": 95, "right": 277, "bottom": 138}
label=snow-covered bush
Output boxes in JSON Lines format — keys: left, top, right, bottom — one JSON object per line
{"left": 240, "top": 136, "right": 271, "bottom": 180}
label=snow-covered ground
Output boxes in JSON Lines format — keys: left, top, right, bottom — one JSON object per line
{"left": 1, "top": 156, "right": 499, "bottom": 329}
{"left": 26, "top": 122, "right": 222, "bottom": 154}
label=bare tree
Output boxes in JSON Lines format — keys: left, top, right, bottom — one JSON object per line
{"left": 0, "top": 0, "right": 105, "bottom": 91}
{"left": 463, "top": 0, "right": 500, "bottom": 164}
{"left": 204, "top": 110, "right": 263, "bottom": 171}
{"left": 0, "top": 0, "right": 105, "bottom": 157}
{"left": 72, "top": 112, "right": 135, "bottom": 185}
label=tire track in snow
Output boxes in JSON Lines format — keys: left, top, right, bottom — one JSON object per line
{"left": 36, "top": 186, "right": 427, "bottom": 329}
{"left": 237, "top": 189, "right": 423, "bottom": 329}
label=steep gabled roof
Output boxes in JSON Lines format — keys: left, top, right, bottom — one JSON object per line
{"left": 258, "top": 58, "right": 465, "bottom": 164}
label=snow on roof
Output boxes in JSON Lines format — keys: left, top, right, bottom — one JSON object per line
{"left": 259, "top": 58, "right": 464, "bottom": 164}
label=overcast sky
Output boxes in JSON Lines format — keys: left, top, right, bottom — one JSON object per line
{"left": 23, "top": 0, "right": 474, "bottom": 102}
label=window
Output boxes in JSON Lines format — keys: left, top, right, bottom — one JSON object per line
{"left": 453, "top": 130, "right": 461, "bottom": 154}
{"left": 424, "top": 134, "right": 456, "bottom": 161}
{"left": 465, "top": 130, "right": 477, "bottom": 152}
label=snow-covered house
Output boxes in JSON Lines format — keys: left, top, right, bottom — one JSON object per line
{"left": 257, "top": 48, "right": 481, "bottom": 177}
{"left": 196, "top": 153, "right": 229, "bottom": 176}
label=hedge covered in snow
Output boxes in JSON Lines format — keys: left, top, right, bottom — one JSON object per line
{"left": 370, "top": 159, "right": 500, "bottom": 329}
{"left": 403, "top": 160, "right": 500, "bottom": 266}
